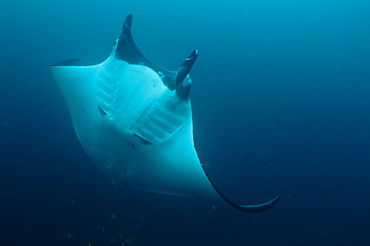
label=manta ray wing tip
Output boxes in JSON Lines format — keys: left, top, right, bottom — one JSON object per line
{"left": 51, "top": 58, "right": 81, "bottom": 67}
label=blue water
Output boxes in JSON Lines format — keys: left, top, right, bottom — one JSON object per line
{"left": 1, "top": 0, "right": 370, "bottom": 245}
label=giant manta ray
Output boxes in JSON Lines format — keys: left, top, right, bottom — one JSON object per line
{"left": 51, "top": 14, "right": 280, "bottom": 213}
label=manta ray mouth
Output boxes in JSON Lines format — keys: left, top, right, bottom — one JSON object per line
{"left": 115, "top": 14, "right": 196, "bottom": 100}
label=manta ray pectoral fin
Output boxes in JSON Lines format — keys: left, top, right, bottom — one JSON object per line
{"left": 51, "top": 59, "right": 82, "bottom": 67}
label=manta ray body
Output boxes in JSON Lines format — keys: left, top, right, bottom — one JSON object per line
{"left": 51, "top": 14, "right": 280, "bottom": 212}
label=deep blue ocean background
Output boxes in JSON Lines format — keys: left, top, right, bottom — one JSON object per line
{"left": 1, "top": 0, "right": 370, "bottom": 245}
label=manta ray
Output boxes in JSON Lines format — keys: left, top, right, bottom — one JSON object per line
{"left": 51, "top": 14, "right": 280, "bottom": 212}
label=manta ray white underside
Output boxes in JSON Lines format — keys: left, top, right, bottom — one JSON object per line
{"left": 51, "top": 14, "right": 280, "bottom": 212}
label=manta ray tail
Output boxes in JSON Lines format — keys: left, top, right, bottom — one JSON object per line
{"left": 201, "top": 166, "right": 281, "bottom": 212}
